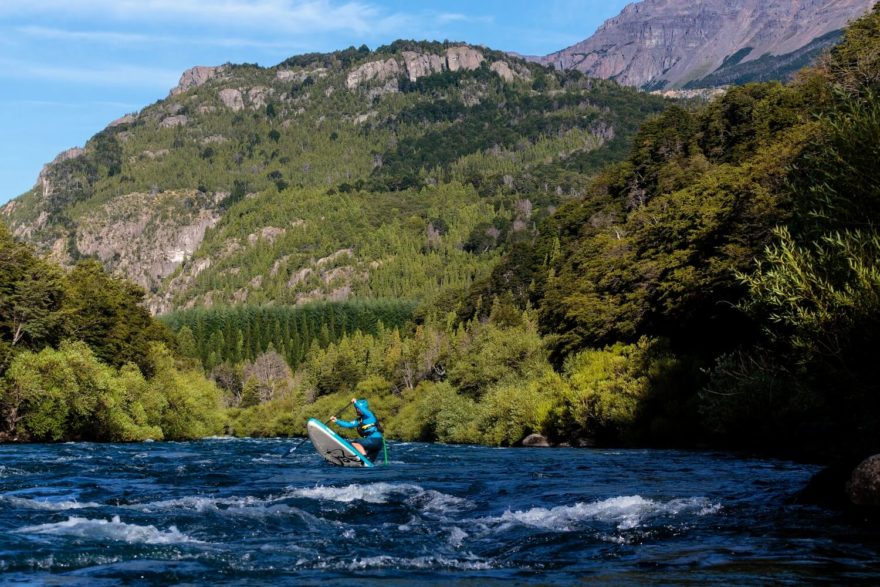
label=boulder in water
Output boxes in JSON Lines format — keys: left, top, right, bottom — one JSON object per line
{"left": 521, "top": 434, "right": 550, "bottom": 447}
{"left": 847, "top": 454, "right": 880, "bottom": 507}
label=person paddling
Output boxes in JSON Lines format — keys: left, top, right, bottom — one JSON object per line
{"left": 330, "top": 398, "right": 384, "bottom": 463}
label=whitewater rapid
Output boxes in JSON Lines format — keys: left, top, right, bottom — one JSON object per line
{"left": 0, "top": 439, "right": 876, "bottom": 584}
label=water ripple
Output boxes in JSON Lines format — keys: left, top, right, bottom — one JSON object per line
{"left": 0, "top": 441, "right": 877, "bottom": 584}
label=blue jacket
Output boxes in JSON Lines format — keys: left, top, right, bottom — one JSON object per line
{"left": 335, "top": 399, "right": 383, "bottom": 439}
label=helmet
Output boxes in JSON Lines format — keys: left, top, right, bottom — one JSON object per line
{"left": 353, "top": 399, "right": 369, "bottom": 414}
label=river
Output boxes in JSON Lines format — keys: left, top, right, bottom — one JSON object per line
{"left": 1, "top": 439, "right": 878, "bottom": 585}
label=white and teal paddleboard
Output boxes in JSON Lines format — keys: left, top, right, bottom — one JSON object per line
{"left": 306, "top": 418, "right": 374, "bottom": 467}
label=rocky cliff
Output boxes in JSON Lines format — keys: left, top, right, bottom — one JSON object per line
{"left": 536, "top": 0, "right": 875, "bottom": 89}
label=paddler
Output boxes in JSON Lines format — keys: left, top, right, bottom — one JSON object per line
{"left": 330, "top": 397, "right": 384, "bottom": 463}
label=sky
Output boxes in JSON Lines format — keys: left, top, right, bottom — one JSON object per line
{"left": 0, "top": 0, "right": 632, "bottom": 205}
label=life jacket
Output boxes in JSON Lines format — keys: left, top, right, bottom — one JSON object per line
{"left": 352, "top": 398, "right": 383, "bottom": 437}
{"left": 356, "top": 418, "right": 384, "bottom": 437}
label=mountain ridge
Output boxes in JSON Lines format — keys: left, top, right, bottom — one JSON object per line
{"left": 1, "top": 41, "right": 667, "bottom": 314}
{"left": 533, "top": 0, "right": 876, "bottom": 89}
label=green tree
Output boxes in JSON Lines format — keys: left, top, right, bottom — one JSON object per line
{"left": 63, "top": 260, "right": 172, "bottom": 375}
{"left": 0, "top": 224, "right": 65, "bottom": 373}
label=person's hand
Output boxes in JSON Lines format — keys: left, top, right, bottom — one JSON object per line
{"left": 330, "top": 416, "right": 337, "bottom": 423}
{"left": 351, "top": 397, "right": 357, "bottom": 404}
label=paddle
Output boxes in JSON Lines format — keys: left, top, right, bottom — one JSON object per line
{"left": 285, "top": 402, "right": 352, "bottom": 455}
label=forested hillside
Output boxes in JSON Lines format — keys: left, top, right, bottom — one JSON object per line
{"left": 1, "top": 43, "right": 666, "bottom": 314}
{"left": 214, "top": 6, "right": 880, "bottom": 459}
{"left": 472, "top": 4, "right": 880, "bottom": 457}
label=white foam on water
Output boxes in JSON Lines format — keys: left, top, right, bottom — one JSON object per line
{"left": 130, "top": 495, "right": 265, "bottom": 513}
{"left": 129, "top": 494, "right": 305, "bottom": 520}
{"left": 47, "top": 455, "right": 94, "bottom": 464}
{"left": 347, "top": 555, "right": 494, "bottom": 571}
{"left": 289, "top": 482, "right": 421, "bottom": 503}
{"left": 411, "top": 489, "right": 474, "bottom": 514}
{"left": 22, "top": 554, "right": 122, "bottom": 571}
{"left": 287, "top": 482, "right": 473, "bottom": 514}
{"left": 1, "top": 495, "right": 101, "bottom": 511}
{"left": 305, "top": 555, "right": 495, "bottom": 571}
{"left": 126, "top": 493, "right": 340, "bottom": 532}
{"left": 16, "top": 515, "right": 203, "bottom": 544}
{"left": 479, "top": 495, "right": 720, "bottom": 532}
{"left": 448, "top": 526, "right": 469, "bottom": 548}
{"left": 0, "top": 465, "right": 27, "bottom": 477}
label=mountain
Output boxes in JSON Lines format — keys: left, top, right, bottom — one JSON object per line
{"left": 535, "top": 0, "right": 875, "bottom": 89}
{"left": 0, "top": 42, "right": 667, "bottom": 314}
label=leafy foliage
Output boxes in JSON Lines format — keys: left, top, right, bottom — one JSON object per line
{"left": 0, "top": 224, "right": 223, "bottom": 442}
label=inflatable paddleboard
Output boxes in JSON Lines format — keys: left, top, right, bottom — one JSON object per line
{"left": 306, "top": 418, "right": 374, "bottom": 467}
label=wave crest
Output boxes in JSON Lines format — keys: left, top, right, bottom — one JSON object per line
{"left": 16, "top": 515, "right": 202, "bottom": 544}
{"left": 288, "top": 482, "right": 474, "bottom": 513}
{"left": 482, "top": 495, "right": 720, "bottom": 531}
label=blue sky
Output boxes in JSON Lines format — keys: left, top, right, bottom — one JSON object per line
{"left": 0, "top": 0, "right": 631, "bottom": 204}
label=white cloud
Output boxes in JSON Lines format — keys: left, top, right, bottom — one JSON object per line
{"left": 6, "top": 99, "right": 141, "bottom": 110}
{"left": 0, "top": 0, "right": 414, "bottom": 37}
{"left": 16, "top": 26, "right": 154, "bottom": 44}
{"left": 435, "top": 13, "right": 494, "bottom": 26}
{"left": 0, "top": 58, "right": 181, "bottom": 89}
{"left": 16, "top": 25, "right": 308, "bottom": 50}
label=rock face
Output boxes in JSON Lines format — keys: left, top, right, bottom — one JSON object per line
{"left": 159, "top": 115, "right": 188, "bottom": 128}
{"left": 522, "top": 433, "right": 551, "bottom": 447}
{"left": 108, "top": 114, "right": 136, "bottom": 128}
{"left": 402, "top": 51, "right": 446, "bottom": 81}
{"left": 847, "top": 454, "right": 880, "bottom": 506}
{"left": 32, "top": 148, "right": 85, "bottom": 220}
{"left": 247, "top": 86, "right": 270, "bottom": 109}
{"left": 171, "top": 65, "right": 224, "bottom": 95}
{"left": 490, "top": 61, "right": 515, "bottom": 82}
{"left": 218, "top": 88, "right": 244, "bottom": 111}
{"left": 446, "top": 46, "right": 485, "bottom": 72}
{"left": 73, "top": 190, "right": 222, "bottom": 314}
{"left": 346, "top": 58, "right": 401, "bottom": 89}
{"left": 347, "top": 46, "right": 515, "bottom": 90}
{"left": 536, "top": 0, "right": 875, "bottom": 89}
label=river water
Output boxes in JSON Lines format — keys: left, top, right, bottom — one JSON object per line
{"left": 0, "top": 439, "right": 878, "bottom": 585}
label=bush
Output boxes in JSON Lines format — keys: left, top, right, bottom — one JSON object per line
{"left": 476, "top": 369, "right": 560, "bottom": 446}
{"left": 385, "top": 381, "right": 477, "bottom": 443}
{"left": 1, "top": 341, "right": 163, "bottom": 442}
{"left": 447, "top": 320, "right": 545, "bottom": 398}
{"left": 147, "top": 344, "right": 226, "bottom": 439}
{"left": 550, "top": 338, "right": 674, "bottom": 443}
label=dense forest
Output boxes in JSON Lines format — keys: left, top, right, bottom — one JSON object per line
{"left": 0, "top": 223, "right": 225, "bottom": 441}
{"left": 1, "top": 7, "right": 878, "bottom": 459}
{"left": 212, "top": 6, "right": 880, "bottom": 460}
{"left": 476, "top": 5, "right": 880, "bottom": 458}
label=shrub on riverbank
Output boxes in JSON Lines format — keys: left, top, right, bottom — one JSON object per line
{"left": 0, "top": 341, "right": 224, "bottom": 442}
{"left": 0, "top": 224, "right": 226, "bottom": 443}
{"left": 224, "top": 310, "right": 686, "bottom": 447}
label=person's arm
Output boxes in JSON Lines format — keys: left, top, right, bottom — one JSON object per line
{"left": 332, "top": 417, "right": 357, "bottom": 428}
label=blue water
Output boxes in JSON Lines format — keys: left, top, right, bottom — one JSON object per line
{"left": 1, "top": 440, "right": 878, "bottom": 585}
